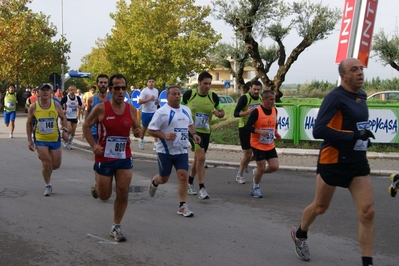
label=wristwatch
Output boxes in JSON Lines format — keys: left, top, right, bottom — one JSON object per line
{"left": 62, "top": 127, "right": 68, "bottom": 133}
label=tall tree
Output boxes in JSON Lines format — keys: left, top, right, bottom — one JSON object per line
{"left": 372, "top": 29, "right": 399, "bottom": 72}
{"left": 103, "top": 0, "right": 221, "bottom": 87}
{"left": 212, "top": 0, "right": 340, "bottom": 100}
{"left": 0, "top": 0, "right": 70, "bottom": 88}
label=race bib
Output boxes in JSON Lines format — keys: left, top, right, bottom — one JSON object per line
{"left": 173, "top": 128, "right": 189, "bottom": 147}
{"left": 354, "top": 121, "right": 371, "bottom": 151}
{"left": 6, "top": 102, "right": 15, "bottom": 109}
{"left": 259, "top": 128, "right": 274, "bottom": 144}
{"left": 195, "top": 113, "right": 210, "bottom": 130}
{"left": 38, "top": 118, "right": 55, "bottom": 134}
{"left": 104, "top": 136, "right": 128, "bottom": 159}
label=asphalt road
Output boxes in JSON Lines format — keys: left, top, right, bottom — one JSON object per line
{"left": 0, "top": 121, "right": 398, "bottom": 265}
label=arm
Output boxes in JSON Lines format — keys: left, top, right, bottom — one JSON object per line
{"left": 85, "top": 96, "right": 94, "bottom": 119}
{"left": 212, "top": 92, "right": 224, "bottom": 118}
{"left": 188, "top": 124, "right": 201, "bottom": 144}
{"left": 83, "top": 103, "right": 105, "bottom": 155}
{"left": 233, "top": 96, "right": 248, "bottom": 117}
{"left": 26, "top": 103, "right": 36, "bottom": 151}
{"left": 130, "top": 105, "right": 142, "bottom": 138}
{"left": 243, "top": 108, "right": 259, "bottom": 134}
{"left": 313, "top": 93, "right": 354, "bottom": 141}
{"left": 54, "top": 101, "right": 69, "bottom": 142}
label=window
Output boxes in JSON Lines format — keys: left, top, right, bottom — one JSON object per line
{"left": 215, "top": 73, "right": 220, "bottom": 81}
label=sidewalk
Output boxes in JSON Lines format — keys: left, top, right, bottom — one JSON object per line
{"left": 73, "top": 124, "right": 399, "bottom": 177}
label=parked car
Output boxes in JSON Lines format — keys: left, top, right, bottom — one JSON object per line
{"left": 367, "top": 91, "right": 399, "bottom": 101}
{"left": 218, "top": 95, "right": 235, "bottom": 105}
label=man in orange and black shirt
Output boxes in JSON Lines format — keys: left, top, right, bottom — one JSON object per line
{"left": 243, "top": 90, "right": 281, "bottom": 199}
{"left": 291, "top": 57, "right": 375, "bottom": 266}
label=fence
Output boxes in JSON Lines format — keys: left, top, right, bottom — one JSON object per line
{"left": 275, "top": 103, "right": 399, "bottom": 145}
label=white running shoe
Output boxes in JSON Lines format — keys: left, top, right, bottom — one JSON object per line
{"left": 9, "top": 133, "right": 13, "bottom": 138}
{"left": 236, "top": 173, "right": 246, "bottom": 184}
{"left": 291, "top": 227, "right": 310, "bottom": 261}
{"left": 138, "top": 139, "right": 144, "bottom": 150}
{"left": 187, "top": 184, "right": 197, "bottom": 195}
{"left": 43, "top": 185, "right": 52, "bottom": 196}
{"left": 198, "top": 187, "right": 210, "bottom": 200}
{"left": 177, "top": 203, "right": 194, "bottom": 217}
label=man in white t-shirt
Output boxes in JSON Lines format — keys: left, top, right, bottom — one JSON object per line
{"left": 138, "top": 77, "right": 159, "bottom": 150}
{"left": 147, "top": 86, "right": 201, "bottom": 217}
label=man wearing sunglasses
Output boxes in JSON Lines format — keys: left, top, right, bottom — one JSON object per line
{"left": 83, "top": 74, "right": 142, "bottom": 242}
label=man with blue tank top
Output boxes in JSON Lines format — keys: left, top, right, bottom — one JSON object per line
{"left": 86, "top": 74, "right": 111, "bottom": 142}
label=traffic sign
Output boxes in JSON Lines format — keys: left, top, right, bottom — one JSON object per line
{"left": 159, "top": 90, "right": 167, "bottom": 107}
{"left": 124, "top": 91, "right": 130, "bottom": 103}
{"left": 224, "top": 81, "right": 231, "bottom": 89}
{"left": 131, "top": 89, "right": 141, "bottom": 108}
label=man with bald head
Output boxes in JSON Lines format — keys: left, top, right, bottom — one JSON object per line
{"left": 291, "top": 58, "right": 375, "bottom": 266}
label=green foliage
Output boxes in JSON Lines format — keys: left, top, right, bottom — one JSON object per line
{"left": 82, "top": 0, "right": 221, "bottom": 89}
{"left": 0, "top": 0, "right": 70, "bottom": 88}
{"left": 211, "top": 0, "right": 341, "bottom": 94}
{"left": 372, "top": 29, "right": 399, "bottom": 72}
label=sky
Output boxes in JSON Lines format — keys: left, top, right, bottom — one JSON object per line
{"left": 28, "top": 0, "right": 399, "bottom": 84}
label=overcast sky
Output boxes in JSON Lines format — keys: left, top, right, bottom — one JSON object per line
{"left": 28, "top": 0, "right": 399, "bottom": 84}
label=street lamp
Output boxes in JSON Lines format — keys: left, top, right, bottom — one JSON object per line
{"left": 60, "top": 0, "right": 64, "bottom": 91}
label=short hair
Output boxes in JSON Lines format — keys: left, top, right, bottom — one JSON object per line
{"left": 251, "top": 80, "right": 263, "bottom": 88}
{"left": 262, "top": 90, "right": 275, "bottom": 99}
{"left": 90, "top": 85, "right": 96, "bottom": 91}
{"left": 147, "top": 77, "right": 155, "bottom": 82}
{"left": 8, "top": 84, "right": 16, "bottom": 89}
{"left": 96, "top": 74, "right": 109, "bottom": 83}
{"left": 166, "top": 85, "right": 180, "bottom": 95}
{"left": 198, "top": 71, "right": 212, "bottom": 82}
{"left": 109, "top": 74, "right": 127, "bottom": 87}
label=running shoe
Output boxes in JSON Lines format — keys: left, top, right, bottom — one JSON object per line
{"left": 251, "top": 186, "right": 263, "bottom": 198}
{"left": 43, "top": 185, "right": 52, "bottom": 196}
{"left": 110, "top": 225, "right": 126, "bottom": 242}
{"left": 138, "top": 139, "right": 144, "bottom": 150}
{"left": 198, "top": 187, "right": 210, "bottom": 200}
{"left": 236, "top": 173, "right": 246, "bottom": 184}
{"left": 9, "top": 133, "right": 13, "bottom": 138}
{"left": 91, "top": 182, "right": 98, "bottom": 199}
{"left": 388, "top": 173, "right": 399, "bottom": 197}
{"left": 66, "top": 143, "right": 72, "bottom": 150}
{"left": 177, "top": 203, "right": 194, "bottom": 217}
{"left": 149, "top": 176, "right": 157, "bottom": 197}
{"left": 291, "top": 227, "right": 310, "bottom": 261}
{"left": 187, "top": 184, "right": 197, "bottom": 195}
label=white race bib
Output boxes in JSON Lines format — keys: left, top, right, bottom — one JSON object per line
{"left": 38, "top": 118, "right": 55, "bottom": 134}
{"left": 173, "top": 128, "right": 189, "bottom": 147}
{"left": 195, "top": 113, "right": 210, "bottom": 130}
{"left": 259, "top": 128, "right": 274, "bottom": 144}
{"left": 104, "top": 136, "right": 128, "bottom": 159}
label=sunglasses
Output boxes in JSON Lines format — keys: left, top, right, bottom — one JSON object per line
{"left": 111, "top": 86, "right": 127, "bottom": 91}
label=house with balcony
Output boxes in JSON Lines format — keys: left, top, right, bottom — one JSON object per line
{"left": 186, "top": 61, "right": 257, "bottom": 95}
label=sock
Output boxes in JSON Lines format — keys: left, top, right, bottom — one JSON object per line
{"left": 179, "top": 202, "right": 185, "bottom": 207}
{"left": 112, "top": 223, "right": 121, "bottom": 230}
{"left": 237, "top": 171, "right": 243, "bottom": 176}
{"left": 361, "top": 257, "right": 373, "bottom": 266}
{"left": 199, "top": 183, "right": 205, "bottom": 189}
{"left": 152, "top": 180, "right": 158, "bottom": 187}
{"left": 46, "top": 183, "right": 52, "bottom": 187}
{"left": 296, "top": 226, "right": 308, "bottom": 239}
{"left": 188, "top": 176, "right": 194, "bottom": 185}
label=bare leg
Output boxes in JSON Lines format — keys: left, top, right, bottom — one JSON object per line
{"left": 113, "top": 169, "right": 132, "bottom": 224}
{"left": 300, "top": 174, "right": 336, "bottom": 231}
{"left": 348, "top": 175, "right": 374, "bottom": 257}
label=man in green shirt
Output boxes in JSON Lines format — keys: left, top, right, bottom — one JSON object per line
{"left": 181, "top": 71, "right": 225, "bottom": 199}
{"left": 1, "top": 84, "right": 18, "bottom": 138}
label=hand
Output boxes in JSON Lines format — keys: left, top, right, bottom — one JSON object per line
{"left": 275, "top": 132, "right": 281, "bottom": 140}
{"left": 62, "top": 131, "right": 69, "bottom": 142}
{"left": 133, "top": 127, "right": 142, "bottom": 138}
{"left": 28, "top": 140, "right": 35, "bottom": 151}
{"left": 353, "top": 130, "right": 375, "bottom": 140}
{"left": 91, "top": 143, "right": 104, "bottom": 155}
